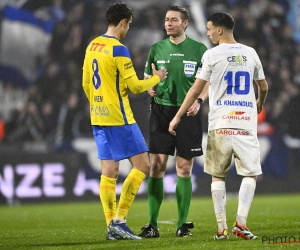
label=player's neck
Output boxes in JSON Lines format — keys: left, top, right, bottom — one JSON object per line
{"left": 169, "top": 34, "right": 186, "bottom": 45}
{"left": 105, "top": 27, "right": 121, "bottom": 40}
{"left": 219, "top": 36, "right": 237, "bottom": 45}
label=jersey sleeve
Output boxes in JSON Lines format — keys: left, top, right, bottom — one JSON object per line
{"left": 196, "top": 50, "right": 212, "bottom": 82}
{"left": 82, "top": 69, "right": 90, "bottom": 102}
{"left": 114, "top": 45, "right": 136, "bottom": 80}
{"left": 82, "top": 51, "right": 91, "bottom": 102}
{"left": 82, "top": 47, "right": 90, "bottom": 72}
{"left": 252, "top": 49, "right": 265, "bottom": 81}
{"left": 144, "top": 47, "right": 155, "bottom": 78}
{"left": 125, "top": 75, "right": 160, "bottom": 94}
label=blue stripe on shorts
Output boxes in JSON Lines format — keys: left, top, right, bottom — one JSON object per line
{"left": 92, "top": 123, "right": 148, "bottom": 161}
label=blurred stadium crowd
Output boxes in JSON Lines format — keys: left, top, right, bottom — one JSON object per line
{"left": 0, "top": 0, "right": 299, "bottom": 170}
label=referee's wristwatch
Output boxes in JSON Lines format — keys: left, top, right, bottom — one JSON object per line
{"left": 197, "top": 97, "right": 203, "bottom": 104}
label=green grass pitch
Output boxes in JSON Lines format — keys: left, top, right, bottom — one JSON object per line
{"left": 1, "top": 194, "right": 299, "bottom": 249}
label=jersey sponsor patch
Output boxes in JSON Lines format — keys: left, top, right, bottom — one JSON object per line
{"left": 216, "top": 129, "right": 249, "bottom": 135}
{"left": 222, "top": 111, "right": 250, "bottom": 121}
{"left": 90, "top": 105, "right": 109, "bottom": 116}
{"left": 227, "top": 55, "right": 247, "bottom": 66}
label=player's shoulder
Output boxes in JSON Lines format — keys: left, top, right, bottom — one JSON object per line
{"left": 88, "top": 35, "right": 124, "bottom": 47}
{"left": 208, "top": 43, "right": 255, "bottom": 53}
{"left": 206, "top": 45, "right": 219, "bottom": 55}
{"left": 186, "top": 36, "right": 207, "bottom": 47}
{"left": 86, "top": 36, "right": 101, "bottom": 49}
{"left": 102, "top": 36, "right": 129, "bottom": 51}
{"left": 151, "top": 37, "right": 170, "bottom": 48}
{"left": 236, "top": 43, "right": 259, "bottom": 59}
{"left": 226, "top": 43, "right": 258, "bottom": 55}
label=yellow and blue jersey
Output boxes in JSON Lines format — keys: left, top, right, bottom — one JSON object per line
{"left": 82, "top": 34, "right": 137, "bottom": 126}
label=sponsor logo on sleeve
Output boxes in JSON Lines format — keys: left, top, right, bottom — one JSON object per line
{"left": 124, "top": 62, "right": 133, "bottom": 70}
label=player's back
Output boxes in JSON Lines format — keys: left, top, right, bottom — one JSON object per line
{"left": 83, "top": 35, "right": 136, "bottom": 126}
{"left": 203, "top": 43, "right": 265, "bottom": 131}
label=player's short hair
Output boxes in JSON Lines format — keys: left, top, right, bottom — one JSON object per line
{"left": 207, "top": 12, "right": 235, "bottom": 30}
{"left": 167, "top": 6, "right": 190, "bottom": 21}
{"left": 106, "top": 2, "right": 134, "bottom": 26}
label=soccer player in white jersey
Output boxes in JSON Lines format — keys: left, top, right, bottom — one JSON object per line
{"left": 169, "top": 12, "right": 268, "bottom": 240}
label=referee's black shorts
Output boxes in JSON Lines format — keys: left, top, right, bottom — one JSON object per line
{"left": 149, "top": 102, "right": 203, "bottom": 158}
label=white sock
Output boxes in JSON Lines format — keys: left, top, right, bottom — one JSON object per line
{"left": 211, "top": 181, "right": 227, "bottom": 232}
{"left": 113, "top": 217, "right": 126, "bottom": 224}
{"left": 236, "top": 177, "right": 256, "bottom": 226}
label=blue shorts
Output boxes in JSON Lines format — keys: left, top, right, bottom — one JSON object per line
{"left": 92, "top": 123, "right": 148, "bottom": 161}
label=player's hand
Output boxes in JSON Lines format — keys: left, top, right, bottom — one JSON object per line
{"left": 256, "top": 100, "right": 263, "bottom": 114}
{"left": 187, "top": 101, "right": 200, "bottom": 116}
{"left": 147, "top": 88, "right": 157, "bottom": 97}
{"left": 169, "top": 116, "right": 180, "bottom": 136}
{"left": 152, "top": 63, "right": 167, "bottom": 82}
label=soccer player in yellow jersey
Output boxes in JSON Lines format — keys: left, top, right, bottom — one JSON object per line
{"left": 82, "top": 3, "right": 167, "bottom": 240}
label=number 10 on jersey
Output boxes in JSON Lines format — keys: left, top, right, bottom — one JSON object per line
{"left": 224, "top": 71, "right": 250, "bottom": 95}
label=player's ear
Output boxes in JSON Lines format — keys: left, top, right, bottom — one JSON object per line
{"left": 120, "top": 18, "right": 127, "bottom": 27}
{"left": 183, "top": 20, "right": 188, "bottom": 30}
{"left": 217, "top": 27, "right": 223, "bottom": 35}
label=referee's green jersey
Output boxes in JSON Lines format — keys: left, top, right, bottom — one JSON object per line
{"left": 144, "top": 36, "right": 207, "bottom": 106}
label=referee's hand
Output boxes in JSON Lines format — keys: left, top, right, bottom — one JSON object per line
{"left": 169, "top": 117, "right": 180, "bottom": 136}
{"left": 147, "top": 88, "right": 157, "bottom": 97}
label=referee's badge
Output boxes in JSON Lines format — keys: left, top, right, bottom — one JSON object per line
{"left": 183, "top": 60, "right": 197, "bottom": 77}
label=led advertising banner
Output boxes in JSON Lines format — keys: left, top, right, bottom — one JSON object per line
{"left": 0, "top": 152, "right": 98, "bottom": 204}
{"left": 1, "top": 136, "right": 299, "bottom": 204}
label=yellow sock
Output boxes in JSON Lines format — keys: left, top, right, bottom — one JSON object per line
{"left": 116, "top": 168, "right": 146, "bottom": 220}
{"left": 99, "top": 175, "right": 116, "bottom": 226}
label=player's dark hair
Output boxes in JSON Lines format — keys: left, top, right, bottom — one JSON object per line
{"left": 106, "top": 2, "right": 134, "bottom": 26}
{"left": 207, "top": 12, "right": 235, "bottom": 30}
{"left": 167, "top": 6, "right": 190, "bottom": 21}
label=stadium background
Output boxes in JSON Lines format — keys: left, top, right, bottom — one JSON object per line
{"left": 0, "top": 0, "right": 300, "bottom": 205}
